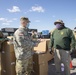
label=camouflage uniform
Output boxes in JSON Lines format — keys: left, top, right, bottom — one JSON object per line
{"left": 13, "top": 26, "right": 35, "bottom": 75}
{"left": 16, "top": 57, "right": 33, "bottom": 75}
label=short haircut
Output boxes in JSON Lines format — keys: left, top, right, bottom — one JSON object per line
{"left": 20, "top": 17, "right": 30, "bottom": 22}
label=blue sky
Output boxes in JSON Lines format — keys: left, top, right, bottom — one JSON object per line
{"left": 0, "top": 0, "right": 76, "bottom": 32}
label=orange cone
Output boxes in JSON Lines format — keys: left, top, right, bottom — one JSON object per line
{"left": 70, "top": 61, "right": 73, "bottom": 69}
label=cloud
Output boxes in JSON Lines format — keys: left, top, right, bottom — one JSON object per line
{"left": 35, "top": 20, "right": 40, "bottom": 22}
{"left": 13, "top": 18, "right": 17, "bottom": 20}
{"left": 7, "top": 6, "right": 21, "bottom": 13}
{"left": 0, "top": 17, "right": 17, "bottom": 25}
{"left": 2, "top": 19, "right": 12, "bottom": 25}
{"left": 2, "top": 23, "right": 10, "bottom": 25}
{"left": 25, "top": 5, "right": 45, "bottom": 14}
{"left": 0, "top": 18, "right": 7, "bottom": 21}
{"left": 30, "top": 5, "right": 45, "bottom": 13}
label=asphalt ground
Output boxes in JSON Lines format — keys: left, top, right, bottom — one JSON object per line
{"left": 48, "top": 58, "right": 76, "bottom": 75}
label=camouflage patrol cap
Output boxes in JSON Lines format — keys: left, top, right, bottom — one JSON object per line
{"left": 54, "top": 20, "right": 64, "bottom": 25}
{"left": 20, "top": 17, "right": 30, "bottom": 23}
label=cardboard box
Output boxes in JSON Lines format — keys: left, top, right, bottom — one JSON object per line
{"left": 1, "top": 41, "right": 16, "bottom": 67}
{"left": 1, "top": 70, "right": 6, "bottom": 75}
{"left": 1, "top": 65, "right": 16, "bottom": 75}
{"left": 34, "top": 39, "right": 50, "bottom": 53}
{"left": 33, "top": 53, "right": 47, "bottom": 64}
{"left": 1, "top": 53, "right": 6, "bottom": 70}
{"left": 1, "top": 51, "right": 16, "bottom": 75}
{"left": 33, "top": 51, "right": 54, "bottom": 65}
{"left": 1, "top": 53, "right": 16, "bottom": 75}
{"left": 46, "top": 39, "right": 50, "bottom": 50}
{"left": 1, "top": 41, "right": 14, "bottom": 53}
{"left": 33, "top": 63, "right": 48, "bottom": 75}
{"left": 1, "top": 52, "right": 16, "bottom": 65}
{"left": 34, "top": 39, "right": 47, "bottom": 53}
{"left": 1, "top": 52, "right": 16, "bottom": 67}
{"left": 1, "top": 41, "right": 16, "bottom": 75}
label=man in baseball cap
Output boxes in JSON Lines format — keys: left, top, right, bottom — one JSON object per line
{"left": 49, "top": 19, "right": 75, "bottom": 75}
{"left": 54, "top": 20, "right": 64, "bottom": 25}
{"left": 54, "top": 20, "right": 64, "bottom": 29}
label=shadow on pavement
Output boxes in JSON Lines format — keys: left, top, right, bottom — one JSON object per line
{"left": 48, "top": 59, "right": 57, "bottom": 75}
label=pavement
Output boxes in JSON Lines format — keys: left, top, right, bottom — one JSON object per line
{"left": 48, "top": 58, "right": 76, "bottom": 75}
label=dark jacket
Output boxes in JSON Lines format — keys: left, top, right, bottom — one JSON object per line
{"left": 50, "top": 27, "right": 75, "bottom": 50}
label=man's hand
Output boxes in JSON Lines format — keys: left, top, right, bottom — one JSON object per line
{"left": 35, "top": 42, "right": 39, "bottom": 47}
{"left": 49, "top": 48, "right": 53, "bottom": 54}
{"left": 34, "top": 39, "right": 46, "bottom": 47}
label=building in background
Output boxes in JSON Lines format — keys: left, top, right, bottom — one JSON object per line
{"left": 1, "top": 28, "right": 37, "bottom": 37}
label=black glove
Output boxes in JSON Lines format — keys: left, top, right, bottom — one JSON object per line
{"left": 49, "top": 48, "right": 53, "bottom": 54}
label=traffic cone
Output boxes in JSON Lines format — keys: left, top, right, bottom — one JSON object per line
{"left": 70, "top": 61, "right": 73, "bottom": 69}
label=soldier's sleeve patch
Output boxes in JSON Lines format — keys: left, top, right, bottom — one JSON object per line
{"left": 19, "top": 33, "right": 24, "bottom": 36}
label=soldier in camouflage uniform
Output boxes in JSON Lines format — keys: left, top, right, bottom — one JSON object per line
{"left": 13, "top": 17, "right": 36, "bottom": 75}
